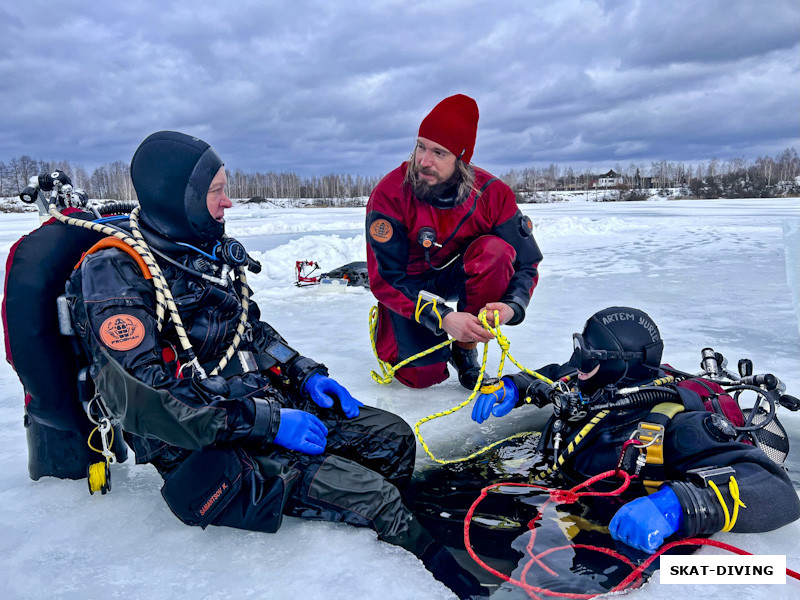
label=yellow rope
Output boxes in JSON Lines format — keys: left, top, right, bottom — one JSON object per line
{"left": 414, "top": 294, "right": 444, "bottom": 330}
{"left": 413, "top": 312, "right": 608, "bottom": 469}
{"left": 369, "top": 306, "right": 555, "bottom": 465}
{"left": 709, "top": 476, "right": 747, "bottom": 532}
{"left": 87, "top": 423, "right": 114, "bottom": 494}
{"left": 369, "top": 305, "right": 453, "bottom": 385}
{"left": 87, "top": 423, "right": 114, "bottom": 456}
{"left": 87, "top": 461, "right": 109, "bottom": 494}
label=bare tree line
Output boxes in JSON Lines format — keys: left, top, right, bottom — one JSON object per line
{"left": 2, "top": 148, "right": 799, "bottom": 204}
{"left": 501, "top": 148, "right": 800, "bottom": 199}
{"left": 0, "top": 156, "right": 381, "bottom": 203}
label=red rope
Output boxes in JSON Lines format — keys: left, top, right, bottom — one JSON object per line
{"left": 463, "top": 470, "right": 799, "bottom": 599}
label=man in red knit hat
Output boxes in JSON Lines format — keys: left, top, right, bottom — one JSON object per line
{"left": 366, "top": 94, "right": 543, "bottom": 390}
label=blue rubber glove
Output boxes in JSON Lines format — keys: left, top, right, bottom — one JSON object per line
{"left": 609, "top": 487, "right": 684, "bottom": 553}
{"left": 304, "top": 373, "right": 363, "bottom": 418}
{"left": 273, "top": 408, "right": 329, "bottom": 455}
{"left": 471, "top": 378, "right": 518, "bottom": 424}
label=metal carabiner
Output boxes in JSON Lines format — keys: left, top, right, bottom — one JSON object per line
{"left": 98, "top": 417, "right": 117, "bottom": 465}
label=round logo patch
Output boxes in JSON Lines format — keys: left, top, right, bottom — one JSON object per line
{"left": 519, "top": 215, "right": 533, "bottom": 237}
{"left": 369, "top": 219, "right": 393, "bottom": 243}
{"left": 99, "top": 314, "right": 145, "bottom": 351}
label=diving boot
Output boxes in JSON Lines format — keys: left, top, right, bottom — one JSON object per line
{"left": 450, "top": 343, "right": 481, "bottom": 390}
{"left": 421, "top": 543, "right": 489, "bottom": 599}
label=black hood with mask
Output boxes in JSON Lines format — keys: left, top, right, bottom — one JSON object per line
{"left": 131, "top": 131, "right": 225, "bottom": 248}
{"left": 570, "top": 306, "right": 664, "bottom": 395}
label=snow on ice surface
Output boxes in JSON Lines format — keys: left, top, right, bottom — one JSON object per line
{"left": 1, "top": 197, "right": 799, "bottom": 599}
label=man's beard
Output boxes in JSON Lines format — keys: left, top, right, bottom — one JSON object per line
{"left": 412, "top": 166, "right": 461, "bottom": 205}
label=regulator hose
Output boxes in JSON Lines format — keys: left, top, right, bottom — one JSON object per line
{"left": 591, "top": 387, "right": 680, "bottom": 412}
{"left": 97, "top": 201, "right": 139, "bottom": 216}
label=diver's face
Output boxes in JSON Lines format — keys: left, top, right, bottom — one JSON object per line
{"left": 206, "top": 167, "right": 232, "bottom": 222}
{"left": 577, "top": 363, "right": 600, "bottom": 381}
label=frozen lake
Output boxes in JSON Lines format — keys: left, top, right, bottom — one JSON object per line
{"left": 1, "top": 196, "right": 798, "bottom": 599}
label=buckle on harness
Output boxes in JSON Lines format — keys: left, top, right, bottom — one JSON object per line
{"left": 632, "top": 422, "right": 664, "bottom": 448}
{"left": 686, "top": 465, "right": 736, "bottom": 488}
{"left": 237, "top": 350, "right": 259, "bottom": 373}
{"left": 629, "top": 422, "right": 667, "bottom": 491}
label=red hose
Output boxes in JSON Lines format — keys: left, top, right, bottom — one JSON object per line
{"left": 463, "top": 470, "right": 799, "bottom": 599}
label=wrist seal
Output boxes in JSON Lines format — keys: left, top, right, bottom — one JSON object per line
{"left": 245, "top": 398, "right": 281, "bottom": 447}
{"left": 286, "top": 356, "right": 328, "bottom": 393}
{"left": 667, "top": 467, "right": 733, "bottom": 537}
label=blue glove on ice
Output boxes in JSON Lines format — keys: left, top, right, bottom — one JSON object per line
{"left": 273, "top": 408, "right": 328, "bottom": 455}
{"left": 471, "top": 378, "right": 518, "bottom": 424}
{"left": 304, "top": 373, "right": 363, "bottom": 418}
{"left": 609, "top": 487, "right": 683, "bottom": 553}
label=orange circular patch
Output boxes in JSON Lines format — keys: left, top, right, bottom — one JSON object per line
{"left": 369, "top": 219, "right": 393, "bottom": 243}
{"left": 99, "top": 314, "right": 145, "bottom": 351}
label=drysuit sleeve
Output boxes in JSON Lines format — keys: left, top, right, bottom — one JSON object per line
{"left": 66, "top": 249, "right": 282, "bottom": 452}
{"left": 490, "top": 201, "right": 543, "bottom": 325}
{"left": 663, "top": 411, "right": 800, "bottom": 536}
{"left": 366, "top": 208, "right": 453, "bottom": 334}
{"left": 505, "top": 362, "right": 573, "bottom": 408}
{"left": 246, "top": 308, "right": 329, "bottom": 394}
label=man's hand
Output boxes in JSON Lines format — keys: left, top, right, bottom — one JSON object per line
{"left": 304, "top": 373, "right": 363, "bottom": 418}
{"left": 442, "top": 312, "right": 494, "bottom": 343}
{"left": 481, "top": 302, "right": 515, "bottom": 326}
{"left": 273, "top": 409, "right": 328, "bottom": 455}
{"left": 609, "top": 487, "right": 683, "bottom": 553}
{"left": 472, "top": 378, "right": 518, "bottom": 424}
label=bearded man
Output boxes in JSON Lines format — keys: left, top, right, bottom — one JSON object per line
{"left": 366, "top": 94, "right": 543, "bottom": 389}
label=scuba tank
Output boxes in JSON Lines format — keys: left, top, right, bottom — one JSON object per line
{"left": 3, "top": 195, "right": 134, "bottom": 482}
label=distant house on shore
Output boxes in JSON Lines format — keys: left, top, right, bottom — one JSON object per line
{"left": 596, "top": 170, "right": 624, "bottom": 188}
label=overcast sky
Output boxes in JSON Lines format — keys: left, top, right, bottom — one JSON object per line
{"left": 1, "top": 0, "right": 798, "bottom": 177}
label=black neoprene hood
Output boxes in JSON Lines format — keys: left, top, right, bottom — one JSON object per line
{"left": 572, "top": 306, "right": 665, "bottom": 392}
{"left": 130, "top": 131, "right": 225, "bottom": 245}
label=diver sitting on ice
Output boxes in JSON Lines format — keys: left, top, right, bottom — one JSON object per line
{"left": 468, "top": 306, "right": 799, "bottom": 554}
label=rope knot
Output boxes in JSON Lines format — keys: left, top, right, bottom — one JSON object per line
{"left": 496, "top": 334, "right": 510, "bottom": 352}
{"left": 549, "top": 489, "right": 580, "bottom": 504}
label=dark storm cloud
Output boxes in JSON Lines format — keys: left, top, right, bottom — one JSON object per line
{"left": 1, "top": 0, "right": 797, "bottom": 178}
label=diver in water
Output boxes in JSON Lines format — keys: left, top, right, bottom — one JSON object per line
{"left": 64, "top": 131, "right": 486, "bottom": 600}
{"left": 470, "top": 306, "right": 799, "bottom": 554}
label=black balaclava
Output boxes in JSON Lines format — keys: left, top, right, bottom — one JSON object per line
{"left": 130, "top": 131, "right": 225, "bottom": 247}
{"left": 570, "top": 306, "right": 664, "bottom": 395}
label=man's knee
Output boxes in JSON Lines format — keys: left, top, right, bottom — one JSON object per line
{"left": 338, "top": 405, "right": 416, "bottom": 487}
{"left": 395, "top": 363, "right": 449, "bottom": 388}
{"left": 463, "top": 235, "right": 516, "bottom": 276}
{"left": 304, "top": 455, "right": 412, "bottom": 538}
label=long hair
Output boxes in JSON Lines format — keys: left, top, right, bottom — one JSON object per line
{"left": 403, "top": 146, "right": 476, "bottom": 203}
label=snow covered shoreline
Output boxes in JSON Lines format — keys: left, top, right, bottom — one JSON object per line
{"left": 1, "top": 197, "right": 798, "bottom": 599}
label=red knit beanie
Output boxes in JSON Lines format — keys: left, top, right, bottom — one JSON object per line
{"left": 418, "top": 94, "right": 479, "bottom": 164}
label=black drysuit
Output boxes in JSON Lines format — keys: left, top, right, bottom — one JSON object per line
{"left": 505, "top": 362, "right": 800, "bottom": 537}
{"left": 66, "top": 245, "right": 433, "bottom": 551}
{"left": 61, "top": 131, "right": 488, "bottom": 599}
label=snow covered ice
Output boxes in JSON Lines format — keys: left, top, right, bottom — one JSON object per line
{"left": 1, "top": 196, "right": 798, "bottom": 599}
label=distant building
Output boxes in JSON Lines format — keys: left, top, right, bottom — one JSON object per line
{"left": 596, "top": 170, "right": 624, "bottom": 188}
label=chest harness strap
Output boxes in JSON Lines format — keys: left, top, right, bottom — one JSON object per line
{"left": 627, "top": 401, "right": 684, "bottom": 494}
